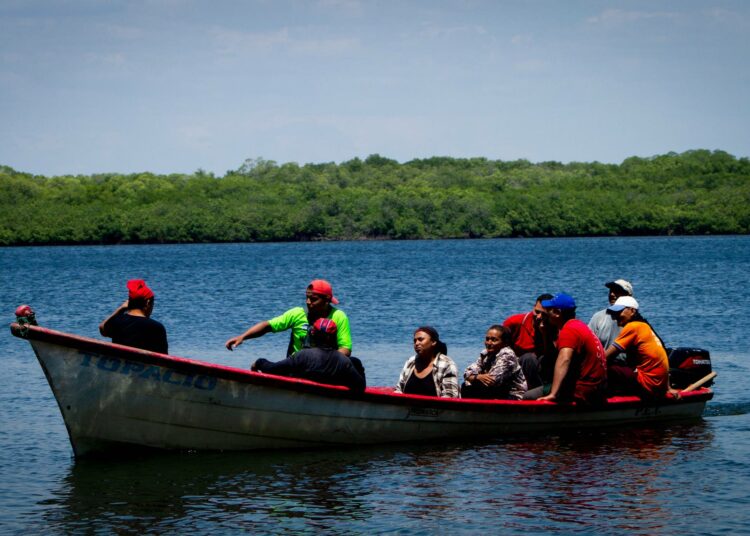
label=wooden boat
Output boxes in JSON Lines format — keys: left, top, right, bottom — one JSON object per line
{"left": 10, "top": 321, "right": 713, "bottom": 458}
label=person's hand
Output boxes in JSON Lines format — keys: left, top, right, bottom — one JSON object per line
{"left": 225, "top": 336, "right": 243, "bottom": 351}
{"left": 538, "top": 393, "right": 557, "bottom": 402}
{"left": 476, "top": 373, "right": 495, "bottom": 387}
{"left": 118, "top": 300, "right": 129, "bottom": 310}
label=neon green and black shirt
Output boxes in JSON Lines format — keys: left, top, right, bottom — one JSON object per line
{"left": 267, "top": 306, "right": 352, "bottom": 356}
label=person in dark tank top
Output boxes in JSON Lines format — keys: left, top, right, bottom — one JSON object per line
{"left": 99, "top": 279, "right": 168, "bottom": 354}
{"left": 394, "top": 326, "right": 460, "bottom": 398}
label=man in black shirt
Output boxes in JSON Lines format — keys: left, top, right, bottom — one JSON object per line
{"left": 251, "top": 318, "right": 365, "bottom": 392}
{"left": 99, "top": 279, "right": 168, "bottom": 354}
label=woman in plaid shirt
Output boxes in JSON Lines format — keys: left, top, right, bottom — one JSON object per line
{"left": 394, "top": 326, "right": 460, "bottom": 398}
{"left": 461, "top": 325, "right": 528, "bottom": 400}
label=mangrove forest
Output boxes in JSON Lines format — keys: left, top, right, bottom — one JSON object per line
{"left": 1, "top": 149, "right": 748, "bottom": 246}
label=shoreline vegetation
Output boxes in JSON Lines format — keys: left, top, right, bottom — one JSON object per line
{"left": 1, "top": 149, "right": 748, "bottom": 246}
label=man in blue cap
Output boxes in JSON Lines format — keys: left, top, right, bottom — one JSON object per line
{"left": 526, "top": 292, "right": 607, "bottom": 405}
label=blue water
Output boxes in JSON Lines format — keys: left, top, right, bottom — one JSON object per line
{"left": 1, "top": 237, "right": 749, "bottom": 534}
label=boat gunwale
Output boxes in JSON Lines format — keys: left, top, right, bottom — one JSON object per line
{"left": 10, "top": 323, "right": 713, "bottom": 414}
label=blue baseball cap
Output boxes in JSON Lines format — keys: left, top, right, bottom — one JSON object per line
{"left": 541, "top": 292, "right": 577, "bottom": 310}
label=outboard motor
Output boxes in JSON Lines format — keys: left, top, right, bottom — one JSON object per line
{"left": 668, "top": 347, "right": 713, "bottom": 389}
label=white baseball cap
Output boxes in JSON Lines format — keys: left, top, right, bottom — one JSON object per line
{"left": 608, "top": 296, "right": 639, "bottom": 312}
{"left": 605, "top": 279, "right": 634, "bottom": 296}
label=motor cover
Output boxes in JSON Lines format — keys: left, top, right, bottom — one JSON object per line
{"left": 668, "top": 347, "right": 713, "bottom": 389}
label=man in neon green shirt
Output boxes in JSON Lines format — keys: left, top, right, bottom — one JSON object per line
{"left": 225, "top": 279, "right": 352, "bottom": 357}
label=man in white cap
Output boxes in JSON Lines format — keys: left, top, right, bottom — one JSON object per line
{"left": 603, "top": 296, "right": 673, "bottom": 398}
{"left": 588, "top": 279, "right": 634, "bottom": 351}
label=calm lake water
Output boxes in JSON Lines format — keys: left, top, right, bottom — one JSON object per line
{"left": 1, "top": 237, "right": 749, "bottom": 534}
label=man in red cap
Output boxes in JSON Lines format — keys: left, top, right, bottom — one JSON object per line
{"left": 99, "top": 279, "right": 168, "bottom": 353}
{"left": 225, "top": 279, "right": 352, "bottom": 357}
{"left": 251, "top": 317, "right": 364, "bottom": 391}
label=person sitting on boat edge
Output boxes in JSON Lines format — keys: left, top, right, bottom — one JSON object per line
{"left": 251, "top": 318, "right": 365, "bottom": 391}
{"left": 588, "top": 279, "right": 634, "bottom": 352}
{"left": 395, "top": 326, "right": 460, "bottom": 398}
{"left": 461, "top": 325, "right": 527, "bottom": 400}
{"left": 526, "top": 293, "right": 607, "bottom": 405}
{"left": 603, "top": 296, "right": 677, "bottom": 399}
{"left": 225, "top": 279, "right": 352, "bottom": 357}
{"left": 99, "top": 279, "right": 168, "bottom": 354}
{"left": 502, "top": 293, "right": 554, "bottom": 390}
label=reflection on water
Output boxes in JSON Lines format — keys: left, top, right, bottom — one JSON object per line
{"left": 36, "top": 424, "right": 716, "bottom": 534}
{"left": 42, "top": 450, "right": 375, "bottom": 533}
{"left": 505, "top": 425, "right": 712, "bottom": 534}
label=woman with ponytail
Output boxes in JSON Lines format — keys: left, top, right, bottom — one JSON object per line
{"left": 394, "top": 326, "right": 460, "bottom": 398}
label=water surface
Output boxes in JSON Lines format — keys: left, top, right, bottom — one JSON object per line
{"left": 1, "top": 237, "right": 748, "bottom": 534}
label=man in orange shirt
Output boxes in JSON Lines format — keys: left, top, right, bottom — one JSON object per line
{"left": 604, "top": 296, "right": 670, "bottom": 398}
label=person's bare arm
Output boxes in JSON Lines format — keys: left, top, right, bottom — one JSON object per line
{"left": 468, "top": 373, "right": 495, "bottom": 386}
{"left": 604, "top": 345, "right": 620, "bottom": 362}
{"left": 99, "top": 300, "right": 128, "bottom": 337}
{"left": 225, "top": 321, "right": 273, "bottom": 351}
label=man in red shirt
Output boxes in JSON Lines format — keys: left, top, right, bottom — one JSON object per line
{"left": 535, "top": 293, "right": 607, "bottom": 405}
{"left": 503, "top": 293, "right": 553, "bottom": 388}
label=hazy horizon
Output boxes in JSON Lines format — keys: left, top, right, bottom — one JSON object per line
{"left": 2, "top": 0, "right": 748, "bottom": 176}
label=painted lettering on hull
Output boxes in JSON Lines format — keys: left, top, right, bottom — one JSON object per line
{"left": 80, "top": 353, "right": 217, "bottom": 391}
{"left": 634, "top": 407, "right": 661, "bottom": 417}
{"left": 407, "top": 407, "right": 440, "bottom": 418}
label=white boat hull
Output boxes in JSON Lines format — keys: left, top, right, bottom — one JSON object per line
{"left": 14, "top": 324, "right": 711, "bottom": 457}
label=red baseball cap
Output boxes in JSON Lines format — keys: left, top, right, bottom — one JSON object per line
{"left": 127, "top": 279, "right": 154, "bottom": 300}
{"left": 312, "top": 317, "right": 338, "bottom": 335}
{"left": 308, "top": 279, "right": 338, "bottom": 304}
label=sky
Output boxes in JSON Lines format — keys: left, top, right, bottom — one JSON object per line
{"left": 1, "top": 0, "right": 748, "bottom": 176}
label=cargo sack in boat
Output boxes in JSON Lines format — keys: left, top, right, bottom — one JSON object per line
{"left": 668, "top": 347, "right": 713, "bottom": 389}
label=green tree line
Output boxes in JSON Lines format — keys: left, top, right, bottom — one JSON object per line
{"left": 1, "top": 149, "right": 748, "bottom": 246}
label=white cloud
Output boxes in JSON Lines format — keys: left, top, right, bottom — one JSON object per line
{"left": 418, "top": 22, "right": 487, "bottom": 39}
{"left": 99, "top": 23, "right": 144, "bottom": 41}
{"left": 210, "top": 26, "right": 358, "bottom": 58}
{"left": 513, "top": 58, "right": 548, "bottom": 73}
{"left": 316, "top": 0, "right": 364, "bottom": 15}
{"left": 587, "top": 9, "right": 680, "bottom": 25}
{"left": 211, "top": 26, "right": 290, "bottom": 56}
{"left": 510, "top": 34, "right": 533, "bottom": 47}
{"left": 175, "top": 124, "right": 215, "bottom": 151}
{"left": 288, "top": 36, "right": 360, "bottom": 56}
{"left": 705, "top": 7, "right": 750, "bottom": 29}
{"left": 83, "top": 51, "right": 127, "bottom": 67}
{"left": 0, "top": 51, "right": 23, "bottom": 64}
